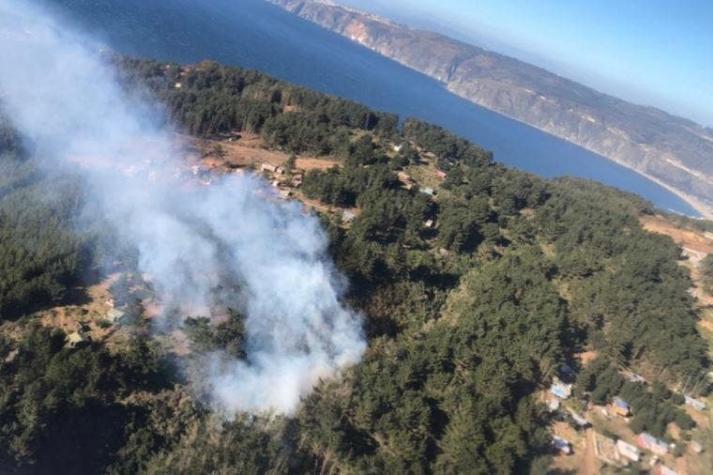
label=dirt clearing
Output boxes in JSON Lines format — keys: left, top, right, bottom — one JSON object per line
{"left": 641, "top": 215, "right": 713, "bottom": 257}
{"left": 189, "top": 133, "right": 338, "bottom": 172}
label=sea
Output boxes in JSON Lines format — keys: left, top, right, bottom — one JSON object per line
{"left": 42, "top": 0, "right": 700, "bottom": 216}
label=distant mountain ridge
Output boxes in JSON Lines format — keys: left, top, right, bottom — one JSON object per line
{"left": 268, "top": 0, "right": 713, "bottom": 217}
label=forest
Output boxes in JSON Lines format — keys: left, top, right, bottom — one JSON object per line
{"left": 0, "top": 59, "right": 710, "bottom": 474}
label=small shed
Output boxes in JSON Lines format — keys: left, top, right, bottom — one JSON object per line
{"left": 67, "top": 331, "right": 85, "bottom": 348}
{"left": 552, "top": 436, "right": 571, "bottom": 455}
{"left": 435, "top": 169, "right": 447, "bottom": 179}
{"left": 637, "top": 432, "right": 669, "bottom": 456}
{"left": 622, "top": 371, "right": 647, "bottom": 383}
{"left": 4, "top": 348, "right": 19, "bottom": 364}
{"left": 684, "top": 395, "right": 706, "bottom": 411}
{"left": 106, "top": 308, "right": 124, "bottom": 324}
{"left": 420, "top": 187, "right": 435, "bottom": 196}
{"left": 654, "top": 464, "right": 678, "bottom": 475}
{"left": 397, "top": 171, "right": 414, "bottom": 185}
{"left": 612, "top": 397, "right": 631, "bottom": 417}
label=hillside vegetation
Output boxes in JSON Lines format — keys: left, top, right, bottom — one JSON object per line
{"left": 0, "top": 59, "right": 709, "bottom": 474}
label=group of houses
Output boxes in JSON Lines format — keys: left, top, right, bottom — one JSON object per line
{"left": 592, "top": 430, "right": 682, "bottom": 473}
{"left": 260, "top": 162, "right": 303, "bottom": 199}
{"left": 396, "top": 169, "right": 446, "bottom": 197}
{"left": 65, "top": 296, "right": 126, "bottom": 349}
{"left": 546, "top": 365, "right": 707, "bottom": 472}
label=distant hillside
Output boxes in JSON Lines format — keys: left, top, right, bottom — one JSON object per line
{"left": 268, "top": 0, "right": 713, "bottom": 218}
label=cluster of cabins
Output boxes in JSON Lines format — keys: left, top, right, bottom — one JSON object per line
{"left": 66, "top": 297, "right": 125, "bottom": 348}
{"left": 592, "top": 432, "right": 682, "bottom": 474}
{"left": 396, "top": 170, "right": 446, "bottom": 197}
{"left": 547, "top": 368, "right": 708, "bottom": 473}
{"left": 260, "top": 162, "right": 303, "bottom": 199}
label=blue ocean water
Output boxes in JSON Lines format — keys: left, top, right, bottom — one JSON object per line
{"left": 44, "top": 0, "right": 700, "bottom": 215}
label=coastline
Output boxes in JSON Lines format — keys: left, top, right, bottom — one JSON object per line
{"left": 442, "top": 85, "right": 713, "bottom": 220}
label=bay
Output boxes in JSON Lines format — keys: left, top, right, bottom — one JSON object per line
{"left": 43, "top": 0, "right": 700, "bottom": 216}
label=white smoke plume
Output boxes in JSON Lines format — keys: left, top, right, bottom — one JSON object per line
{"left": 0, "top": 0, "right": 365, "bottom": 414}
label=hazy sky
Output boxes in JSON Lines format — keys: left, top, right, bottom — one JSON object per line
{"left": 340, "top": 0, "right": 713, "bottom": 126}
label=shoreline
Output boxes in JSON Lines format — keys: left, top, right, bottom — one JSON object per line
{"left": 440, "top": 85, "right": 713, "bottom": 220}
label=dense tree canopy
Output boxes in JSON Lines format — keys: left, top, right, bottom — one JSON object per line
{"left": 0, "top": 156, "right": 92, "bottom": 321}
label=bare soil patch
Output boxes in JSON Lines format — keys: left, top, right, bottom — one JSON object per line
{"left": 641, "top": 215, "right": 713, "bottom": 256}
{"left": 190, "top": 134, "right": 338, "bottom": 172}
{"left": 36, "top": 274, "right": 124, "bottom": 346}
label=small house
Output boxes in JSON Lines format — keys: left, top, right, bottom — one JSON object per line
{"left": 261, "top": 163, "right": 278, "bottom": 174}
{"left": 342, "top": 210, "right": 356, "bottom": 224}
{"left": 424, "top": 219, "right": 434, "bottom": 229}
{"left": 684, "top": 395, "right": 706, "bottom": 411}
{"left": 552, "top": 436, "right": 571, "bottom": 455}
{"left": 550, "top": 379, "right": 573, "bottom": 399}
{"left": 612, "top": 397, "right": 631, "bottom": 417}
{"left": 616, "top": 440, "right": 640, "bottom": 462}
{"left": 397, "top": 171, "right": 415, "bottom": 186}
{"left": 420, "top": 187, "right": 435, "bottom": 196}
{"left": 278, "top": 189, "right": 291, "bottom": 199}
{"left": 547, "top": 397, "right": 560, "bottom": 412}
{"left": 622, "top": 371, "right": 647, "bottom": 383}
{"left": 637, "top": 432, "right": 668, "bottom": 456}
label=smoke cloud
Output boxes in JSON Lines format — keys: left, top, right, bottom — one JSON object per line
{"left": 0, "top": 0, "right": 365, "bottom": 414}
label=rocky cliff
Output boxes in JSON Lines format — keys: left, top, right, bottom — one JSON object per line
{"left": 268, "top": 0, "right": 713, "bottom": 217}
